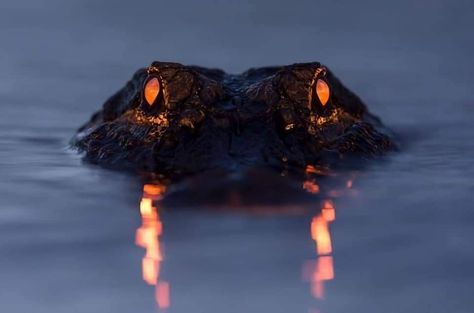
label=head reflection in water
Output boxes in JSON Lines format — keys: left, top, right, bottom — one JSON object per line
{"left": 135, "top": 184, "right": 169, "bottom": 310}
{"left": 134, "top": 174, "right": 354, "bottom": 312}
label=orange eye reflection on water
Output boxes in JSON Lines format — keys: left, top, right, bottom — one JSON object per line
{"left": 135, "top": 183, "right": 170, "bottom": 310}
{"left": 303, "top": 199, "right": 336, "bottom": 301}
{"left": 136, "top": 173, "right": 351, "bottom": 311}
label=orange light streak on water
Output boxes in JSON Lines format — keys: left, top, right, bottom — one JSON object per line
{"left": 156, "top": 281, "right": 170, "bottom": 309}
{"left": 311, "top": 216, "right": 332, "bottom": 255}
{"left": 306, "top": 200, "right": 336, "bottom": 300}
{"left": 321, "top": 200, "right": 335, "bottom": 222}
{"left": 135, "top": 183, "right": 170, "bottom": 310}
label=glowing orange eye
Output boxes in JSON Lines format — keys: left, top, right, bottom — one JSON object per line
{"left": 316, "top": 79, "right": 330, "bottom": 106}
{"left": 144, "top": 77, "right": 160, "bottom": 106}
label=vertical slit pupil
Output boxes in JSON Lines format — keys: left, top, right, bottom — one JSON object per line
{"left": 144, "top": 77, "right": 160, "bottom": 106}
{"left": 316, "top": 79, "right": 330, "bottom": 106}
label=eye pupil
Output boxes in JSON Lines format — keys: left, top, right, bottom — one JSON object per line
{"left": 316, "top": 79, "right": 330, "bottom": 106}
{"left": 144, "top": 77, "right": 160, "bottom": 106}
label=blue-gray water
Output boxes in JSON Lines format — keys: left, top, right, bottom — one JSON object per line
{"left": 1, "top": 1, "right": 473, "bottom": 312}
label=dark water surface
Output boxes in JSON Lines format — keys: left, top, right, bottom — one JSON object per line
{"left": 1, "top": 1, "right": 473, "bottom": 312}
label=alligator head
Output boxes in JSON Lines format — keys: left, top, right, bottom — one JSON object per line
{"left": 73, "top": 61, "right": 394, "bottom": 179}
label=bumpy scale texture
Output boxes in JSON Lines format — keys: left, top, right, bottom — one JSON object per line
{"left": 73, "top": 61, "right": 394, "bottom": 178}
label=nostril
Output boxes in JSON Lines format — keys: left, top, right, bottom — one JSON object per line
{"left": 279, "top": 107, "right": 297, "bottom": 131}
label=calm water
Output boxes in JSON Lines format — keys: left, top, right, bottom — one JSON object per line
{"left": 1, "top": 1, "right": 473, "bottom": 312}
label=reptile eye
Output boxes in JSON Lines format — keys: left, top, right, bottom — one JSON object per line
{"left": 315, "top": 79, "right": 330, "bottom": 106}
{"left": 143, "top": 77, "right": 161, "bottom": 106}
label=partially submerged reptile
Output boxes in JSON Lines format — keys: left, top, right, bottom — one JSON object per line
{"left": 73, "top": 61, "right": 394, "bottom": 180}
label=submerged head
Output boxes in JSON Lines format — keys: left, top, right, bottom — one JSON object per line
{"left": 73, "top": 61, "right": 393, "bottom": 178}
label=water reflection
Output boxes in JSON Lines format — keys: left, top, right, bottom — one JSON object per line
{"left": 135, "top": 183, "right": 169, "bottom": 310}
{"left": 302, "top": 169, "right": 355, "bottom": 311}
{"left": 303, "top": 200, "right": 336, "bottom": 300}
{"left": 134, "top": 173, "right": 354, "bottom": 312}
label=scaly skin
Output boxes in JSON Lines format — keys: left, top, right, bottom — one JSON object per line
{"left": 73, "top": 61, "right": 394, "bottom": 178}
